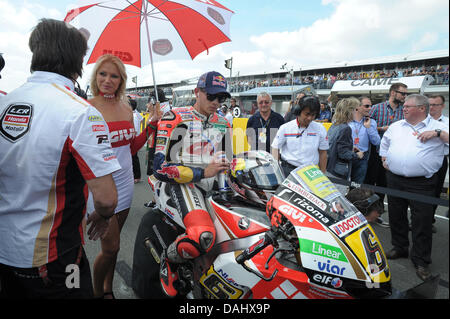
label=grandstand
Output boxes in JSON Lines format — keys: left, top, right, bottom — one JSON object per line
{"left": 126, "top": 49, "right": 449, "bottom": 115}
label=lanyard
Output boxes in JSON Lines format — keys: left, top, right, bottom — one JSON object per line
{"left": 297, "top": 127, "right": 307, "bottom": 138}
{"left": 296, "top": 118, "right": 308, "bottom": 138}
{"left": 259, "top": 117, "right": 271, "bottom": 130}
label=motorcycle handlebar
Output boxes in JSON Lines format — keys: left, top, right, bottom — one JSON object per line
{"left": 236, "top": 231, "right": 277, "bottom": 264}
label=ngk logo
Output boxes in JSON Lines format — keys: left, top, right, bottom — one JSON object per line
{"left": 279, "top": 205, "right": 306, "bottom": 223}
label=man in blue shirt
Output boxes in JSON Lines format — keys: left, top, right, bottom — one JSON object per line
{"left": 349, "top": 96, "right": 380, "bottom": 183}
{"left": 246, "top": 92, "right": 285, "bottom": 153}
{"left": 316, "top": 101, "right": 332, "bottom": 123}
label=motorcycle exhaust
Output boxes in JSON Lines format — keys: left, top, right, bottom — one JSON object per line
{"left": 144, "top": 237, "right": 161, "bottom": 264}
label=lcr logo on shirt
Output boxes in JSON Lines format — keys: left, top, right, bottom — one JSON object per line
{"left": 0, "top": 103, "right": 33, "bottom": 143}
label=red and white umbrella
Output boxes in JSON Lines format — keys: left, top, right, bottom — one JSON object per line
{"left": 64, "top": 0, "right": 234, "bottom": 99}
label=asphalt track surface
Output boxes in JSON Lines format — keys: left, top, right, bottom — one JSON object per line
{"left": 84, "top": 149, "right": 449, "bottom": 299}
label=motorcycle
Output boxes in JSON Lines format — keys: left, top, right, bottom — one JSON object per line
{"left": 131, "top": 151, "right": 438, "bottom": 299}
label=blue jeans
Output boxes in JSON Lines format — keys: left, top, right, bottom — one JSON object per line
{"left": 351, "top": 152, "right": 369, "bottom": 184}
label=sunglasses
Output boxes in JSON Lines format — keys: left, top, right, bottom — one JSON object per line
{"left": 361, "top": 104, "right": 372, "bottom": 108}
{"left": 200, "top": 89, "right": 229, "bottom": 103}
{"left": 395, "top": 90, "right": 408, "bottom": 96}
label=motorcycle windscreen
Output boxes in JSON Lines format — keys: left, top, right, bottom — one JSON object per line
{"left": 245, "top": 162, "right": 285, "bottom": 190}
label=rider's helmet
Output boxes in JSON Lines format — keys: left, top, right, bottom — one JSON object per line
{"left": 227, "top": 150, "right": 285, "bottom": 206}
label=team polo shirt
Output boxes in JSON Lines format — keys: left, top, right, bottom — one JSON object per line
{"left": 379, "top": 116, "right": 449, "bottom": 178}
{"left": 0, "top": 71, "right": 121, "bottom": 268}
{"left": 271, "top": 119, "right": 329, "bottom": 167}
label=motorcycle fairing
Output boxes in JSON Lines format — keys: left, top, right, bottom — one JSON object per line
{"left": 345, "top": 226, "right": 391, "bottom": 283}
{"left": 246, "top": 249, "right": 352, "bottom": 299}
{"left": 210, "top": 199, "right": 270, "bottom": 240}
{"left": 199, "top": 263, "right": 246, "bottom": 299}
{"left": 296, "top": 226, "right": 369, "bottom": 281}
{"left": 271, "top": 165, "right": 389, "bottom": 286}
{"left": 149, "top": 176, "right": 185, "bottom": 227}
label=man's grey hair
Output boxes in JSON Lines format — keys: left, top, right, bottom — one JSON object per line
{"left": 405, "top": 94, "right": 429, "bottom": 114}
{"left": 257, "top": 91, "right": 272, "bottom": 101}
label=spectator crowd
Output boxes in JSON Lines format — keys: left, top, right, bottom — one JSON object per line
{"left": 229, "top": 64, "right": 449, "bottom": 93}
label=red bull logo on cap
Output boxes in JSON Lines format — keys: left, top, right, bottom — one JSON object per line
{"left": 212, "top": 75, "right": 226, "bottom": 88}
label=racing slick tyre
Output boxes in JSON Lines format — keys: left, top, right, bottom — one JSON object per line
{"left": 131, "top": 208, "right": 184, "bottom": 299}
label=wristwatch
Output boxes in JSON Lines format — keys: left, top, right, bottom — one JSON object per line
{"left": 435, "top": 129, "right": 442, "bottom": 137}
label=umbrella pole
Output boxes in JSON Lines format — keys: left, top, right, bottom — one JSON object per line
{"left": 143, "top": 2, "right": 159, "bottom": 102}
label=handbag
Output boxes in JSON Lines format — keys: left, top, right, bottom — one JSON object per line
{"left": 333, "top": 161, "right": 349, "bottom": 178}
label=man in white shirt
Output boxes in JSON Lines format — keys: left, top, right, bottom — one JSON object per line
{"left": 272, "top": 96, "right": 329, "bottom": 176}
{"left": 379, "top": 94, "right": 448, "bottom": 281}
{"left": 0, "top": 19, "right": 120, "bottom": 298}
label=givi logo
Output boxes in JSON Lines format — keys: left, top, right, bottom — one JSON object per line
{"left": 278, "top": 204, "right": 306, "bottom": 223}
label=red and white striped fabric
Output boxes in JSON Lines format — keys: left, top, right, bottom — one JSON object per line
{"left": 64, "top": 0, "right": 234, "bottom": 67}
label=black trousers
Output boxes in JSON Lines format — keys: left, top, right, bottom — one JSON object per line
{"left": 0, "top": 246, "right": 93, "bottom": 299}
{"left": 386, "top": 171, "right": 438, "bottom": 267}
{"left": 147, "top": 147, "right": 155, "bottom": 176}
{"left": 364, "top": 144, "right": 387, "bottom": 204}
{"left": 132, "top": 154, "right": 141, "bottom": 180}
{"left": 433, "top": 156, "right": 448, "bottom": 215}
{"left": 280, "top": 159, "right": 297, "bottom": 178}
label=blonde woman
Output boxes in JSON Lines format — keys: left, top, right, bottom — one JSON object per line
{"left": 87, "top": 54, "right": 161, "bottom": 298}
{"left": 326, "top": 97, "right": 364, "bottom": 182}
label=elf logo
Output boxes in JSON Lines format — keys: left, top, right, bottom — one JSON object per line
{"left": 312, "top": 274, "right": 343, "bottom": 289}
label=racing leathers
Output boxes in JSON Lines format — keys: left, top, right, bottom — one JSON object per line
{"left": 153, "top": 106, "right": 232, "bottom": 262}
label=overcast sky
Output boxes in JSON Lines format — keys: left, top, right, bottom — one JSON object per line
{"left": 0, "top": 0, "right": 448, "bottom": 92}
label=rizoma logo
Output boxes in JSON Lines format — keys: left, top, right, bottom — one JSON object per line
{"left": 278, "top": 204, "right": 306, "bottom": 223}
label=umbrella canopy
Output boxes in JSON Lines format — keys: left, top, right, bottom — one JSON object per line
{"left": 64, "top": 0, "right": 234, "bottom": 68}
